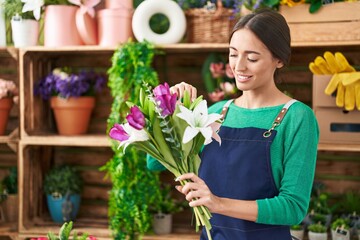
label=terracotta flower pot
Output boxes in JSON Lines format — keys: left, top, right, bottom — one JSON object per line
{"left": 0, "top": 98, "right": 13, "bottom": 135}
{"left": 50, "top": 96, "right": 95, "bottom": 135}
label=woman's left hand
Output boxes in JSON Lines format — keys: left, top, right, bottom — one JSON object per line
{"left": 175, "top": 173, "right": 222, "bottom": 212}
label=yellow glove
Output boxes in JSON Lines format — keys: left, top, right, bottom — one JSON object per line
{"left": 326, "top": 72, "right": 360, "bottom": 111}
{"left": 334, "top": 52, "right": 356, "bottom": 73}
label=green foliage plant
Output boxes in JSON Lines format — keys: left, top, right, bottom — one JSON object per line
{"left": 43, "top": 165, "right": 83, "bottom": 196}
{"left": 103, "top": 39, "right": 161, "bottom": 240}
{"left": 47, "top": 221, "right": 89, "bottom": 240}
{"left": 2, "top": 166, "right": 17, "bottom": 194}
{"left": 308, "top": 222, "right": 327, "bottom": 233}
{"left": 290, "top": 224, "right": 303, "bottom": 231}
{"left": 331, "top": 218, "right": 350, "bottom": 231}
{"left": 44, "top": 0, "right": 74, "bottom": 5}
{"left": 2, "top": 0, "right": 35, "bottom": 20}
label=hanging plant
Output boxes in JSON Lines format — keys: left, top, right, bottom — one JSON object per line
{"left": 103, "top": 39, "right": 161, "bottom": 240}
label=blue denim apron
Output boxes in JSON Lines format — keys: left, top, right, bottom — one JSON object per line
{"left": 198, "top": 99, "right": 297, "bottom": 240}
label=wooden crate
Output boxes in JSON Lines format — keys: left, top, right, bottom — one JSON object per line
{"left": 313, "top": 75, "right": 360, "bottom": 144}
{"left": 279, "top": 2, "right": 360, "bottom": 45}
{"left": 19, "top": 48, "right": 113, "bottom": 137}
{"left": 18, "top": 144, "right": 112, "bottom": 236}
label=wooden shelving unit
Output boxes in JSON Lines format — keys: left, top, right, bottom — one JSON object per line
{"left": 0, "top": 41, "right": 359, "bottom": 240}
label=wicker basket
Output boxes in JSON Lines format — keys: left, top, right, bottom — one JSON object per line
{"left": 185, "top": 7, "right": 236, "bottom": 43}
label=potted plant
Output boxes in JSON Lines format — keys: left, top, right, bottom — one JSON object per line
{"left": 34, "top": 68, "right": 106, "bottom": 135}
{"left": 2, "top": 0, "right": 41, "bottom": 47}
{"left": 1, "top": 167, "right": 18, "bottom": 222}
{"left": 331, "top": 218, "right": 350, "bottom": 240}
{"left": 0, "top": 78, "right": 18, "bottom": 135}
{"left": 305, "top": 192, "right": 333, "bottom": 228}
{"left": 150, "top": 184, "right": 184, "bottom": 235}
{"left": 290, "top": 224, "right": 304, "bottom": 240}
{"left": 43, "top": 165, "right": 83, "bottom": 223}
{"left": 308, "top": 222, "right": 328, "bottom": 240}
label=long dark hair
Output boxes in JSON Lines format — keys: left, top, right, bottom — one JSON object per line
{"left": 230, "top": 8, "right": 291, "bottom": 68}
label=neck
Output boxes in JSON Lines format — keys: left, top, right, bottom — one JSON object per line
{"left": 235, "top": 89, "right": 291, "bottom": 109}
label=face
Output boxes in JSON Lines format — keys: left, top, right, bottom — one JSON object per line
{"left": 229, "top": 28, "right": 283, "bottom": 92}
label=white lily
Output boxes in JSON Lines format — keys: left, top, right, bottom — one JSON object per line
{"left": 177, "top": 100, "right": 222, "bottom": 145}
{"left": 21, "top": 0, "right": 44, "bottom": 21}
{"left": 119, "top": 123, "right": 149, "bottom": 151}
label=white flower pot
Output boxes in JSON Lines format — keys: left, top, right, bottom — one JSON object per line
{"left": 153, "top": 213, "right": 172, "bottom": 235}
{"left": 11, "top": 17, "right": 39, "bottom": 47}
{"left": 0, "top": 4, "right": 6, "bottom": 46}
{"left": 308, "top": 231, "right": 328, "bottom": 240}
{"left": 331, "top": 229, "right": 350, "bottom": 240}
{"left": 290, "top": 229, "right": 304, "bottom": 240}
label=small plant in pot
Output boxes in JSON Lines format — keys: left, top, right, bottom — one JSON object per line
{"left": 290, "top": 224, "right": 304, "bottom": 240}
{"left": 150, "top": 184, "right": 184, "bottom": 235}
{"left": 308, "top": 222, "right": 328, "bottom": 240}
{"left": 1, "top": 166, "right": 18, "bottom": 222}
{"left": 0, "top": 79, "right": 18, "bottom": 135}
{"left": 2, "top": 0, "right": 42, "bottom": 47}
{"left": 331, "top": 218, "right": 350, "bottom": 240}
{"left": 43, "top": 165, "right": 83, "bottom": 223}
{"left": 34, "top": 68, "right": 106, "bottom": 135}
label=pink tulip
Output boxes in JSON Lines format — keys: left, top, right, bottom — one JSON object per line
{"left": 208, "top": 90, "right": 225, "bottom": 102}
{"left": 126, "top": 106, "right": 145, "bottom": 130}
{"left": 209, "top": 62, "right": 225, "bottom": 78}
{"left": 153, "top": 82, "right": 177, "bottom": 117}
{"left": 109, "top": 123, "right": 130, "bottom": 141}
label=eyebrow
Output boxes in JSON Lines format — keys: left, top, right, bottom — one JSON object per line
{"left": 229, "top": 46, "right": 261, "bottom": 55}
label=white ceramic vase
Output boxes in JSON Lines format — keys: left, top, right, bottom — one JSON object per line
{"left": 153, "top": 213, "right": 172, "bottom": 235}
{"left": 0, "top": 0, "right": 6, "bottom": 47}
{"left": 11, "top": 17, "right": 39, "bottom": 47}
{"left": 290, "top": 229, "right": 304, "bottom": 240}
{"left": 308, "top": 231, "right": 328, "bottom": 240}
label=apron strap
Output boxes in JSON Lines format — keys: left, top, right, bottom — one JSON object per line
{"left": 263, "top": 99, "right": 298, "bottom": 138}
{"left": 220, "top": 99, "right": 234, "bottom": 121}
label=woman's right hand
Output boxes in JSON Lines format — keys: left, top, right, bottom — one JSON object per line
{"left": 170, "top": 82, "right": 197, "bottom": 101}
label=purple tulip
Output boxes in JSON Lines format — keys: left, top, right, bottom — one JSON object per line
{"left": 153, "top": 83, "right": 177, "bottom": 117}
{"left": 126, "top": 106, "right": 145, "bottom": 130}
{"left": 109, "top": 123, "right": 129, "bottom": 142}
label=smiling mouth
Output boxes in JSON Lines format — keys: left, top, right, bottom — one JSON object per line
{"left": 237, "top": 75, "right": 252, "bottom": 82}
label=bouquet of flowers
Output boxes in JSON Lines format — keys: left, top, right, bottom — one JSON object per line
{"left": 108, "top": 82, "right": 223, "bottom": 240}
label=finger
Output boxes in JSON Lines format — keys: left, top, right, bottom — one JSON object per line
{"left": 190, "top": 86, "right": 197, "bottom": 101}
{"left": 175, "top": 172, "right": 201, "bottom": 183}
{"left": 181, "top": 181, "right": 199, "bottom": 195}
{"left": 175, "top": 185, "right": 183, "bottom": 193}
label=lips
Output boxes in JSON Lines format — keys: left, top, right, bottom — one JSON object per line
{"left": 236, "top": 74, "right": 253, "bottom": 83}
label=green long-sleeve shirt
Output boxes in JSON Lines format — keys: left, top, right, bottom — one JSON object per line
{"left": 147, "top": 100, "right": 319, "bottom": 225}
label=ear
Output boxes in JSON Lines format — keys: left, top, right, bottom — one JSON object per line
{"left": 276, "top": 60, "right": 284, "bottom": 69}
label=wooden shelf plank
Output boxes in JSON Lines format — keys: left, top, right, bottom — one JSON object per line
{"left": 16, "top": 135, "right": 360, "bottom": 152}
{"left": 14, "top": 40, "right": 360, "bottom": 55}
{"left": 20, "top": 135, "right": 111, "bottom": 147}
{"left": 18, "top": 226, "right": 198, "bottom": 240}
{"left": 318, "top": 143, "right": 360, "bottom": 152}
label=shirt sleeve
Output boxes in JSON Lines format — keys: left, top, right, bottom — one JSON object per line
{"left": 256, "top": 103, "right": 319, "bottom": 225}
{"left": 146, "top": 154, "right": 166, "bottom": 171}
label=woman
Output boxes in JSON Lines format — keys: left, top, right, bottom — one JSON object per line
{"left": 148, "top": 8, "right": 319, "bottom": 240}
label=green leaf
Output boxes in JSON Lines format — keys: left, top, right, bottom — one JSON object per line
{"left": 47, "top": 232, "right": 58, "bottom": 240}
{"left": 183, "top": 90, "right": 191, "bottom": 108}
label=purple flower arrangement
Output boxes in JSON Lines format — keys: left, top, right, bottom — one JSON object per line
{"left": 34, "top": 68, "right": 106, "bottom": 100}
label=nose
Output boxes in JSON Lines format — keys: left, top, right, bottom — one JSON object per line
{"left": 235, "top": 56, "right": 247, "bottom": 72}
